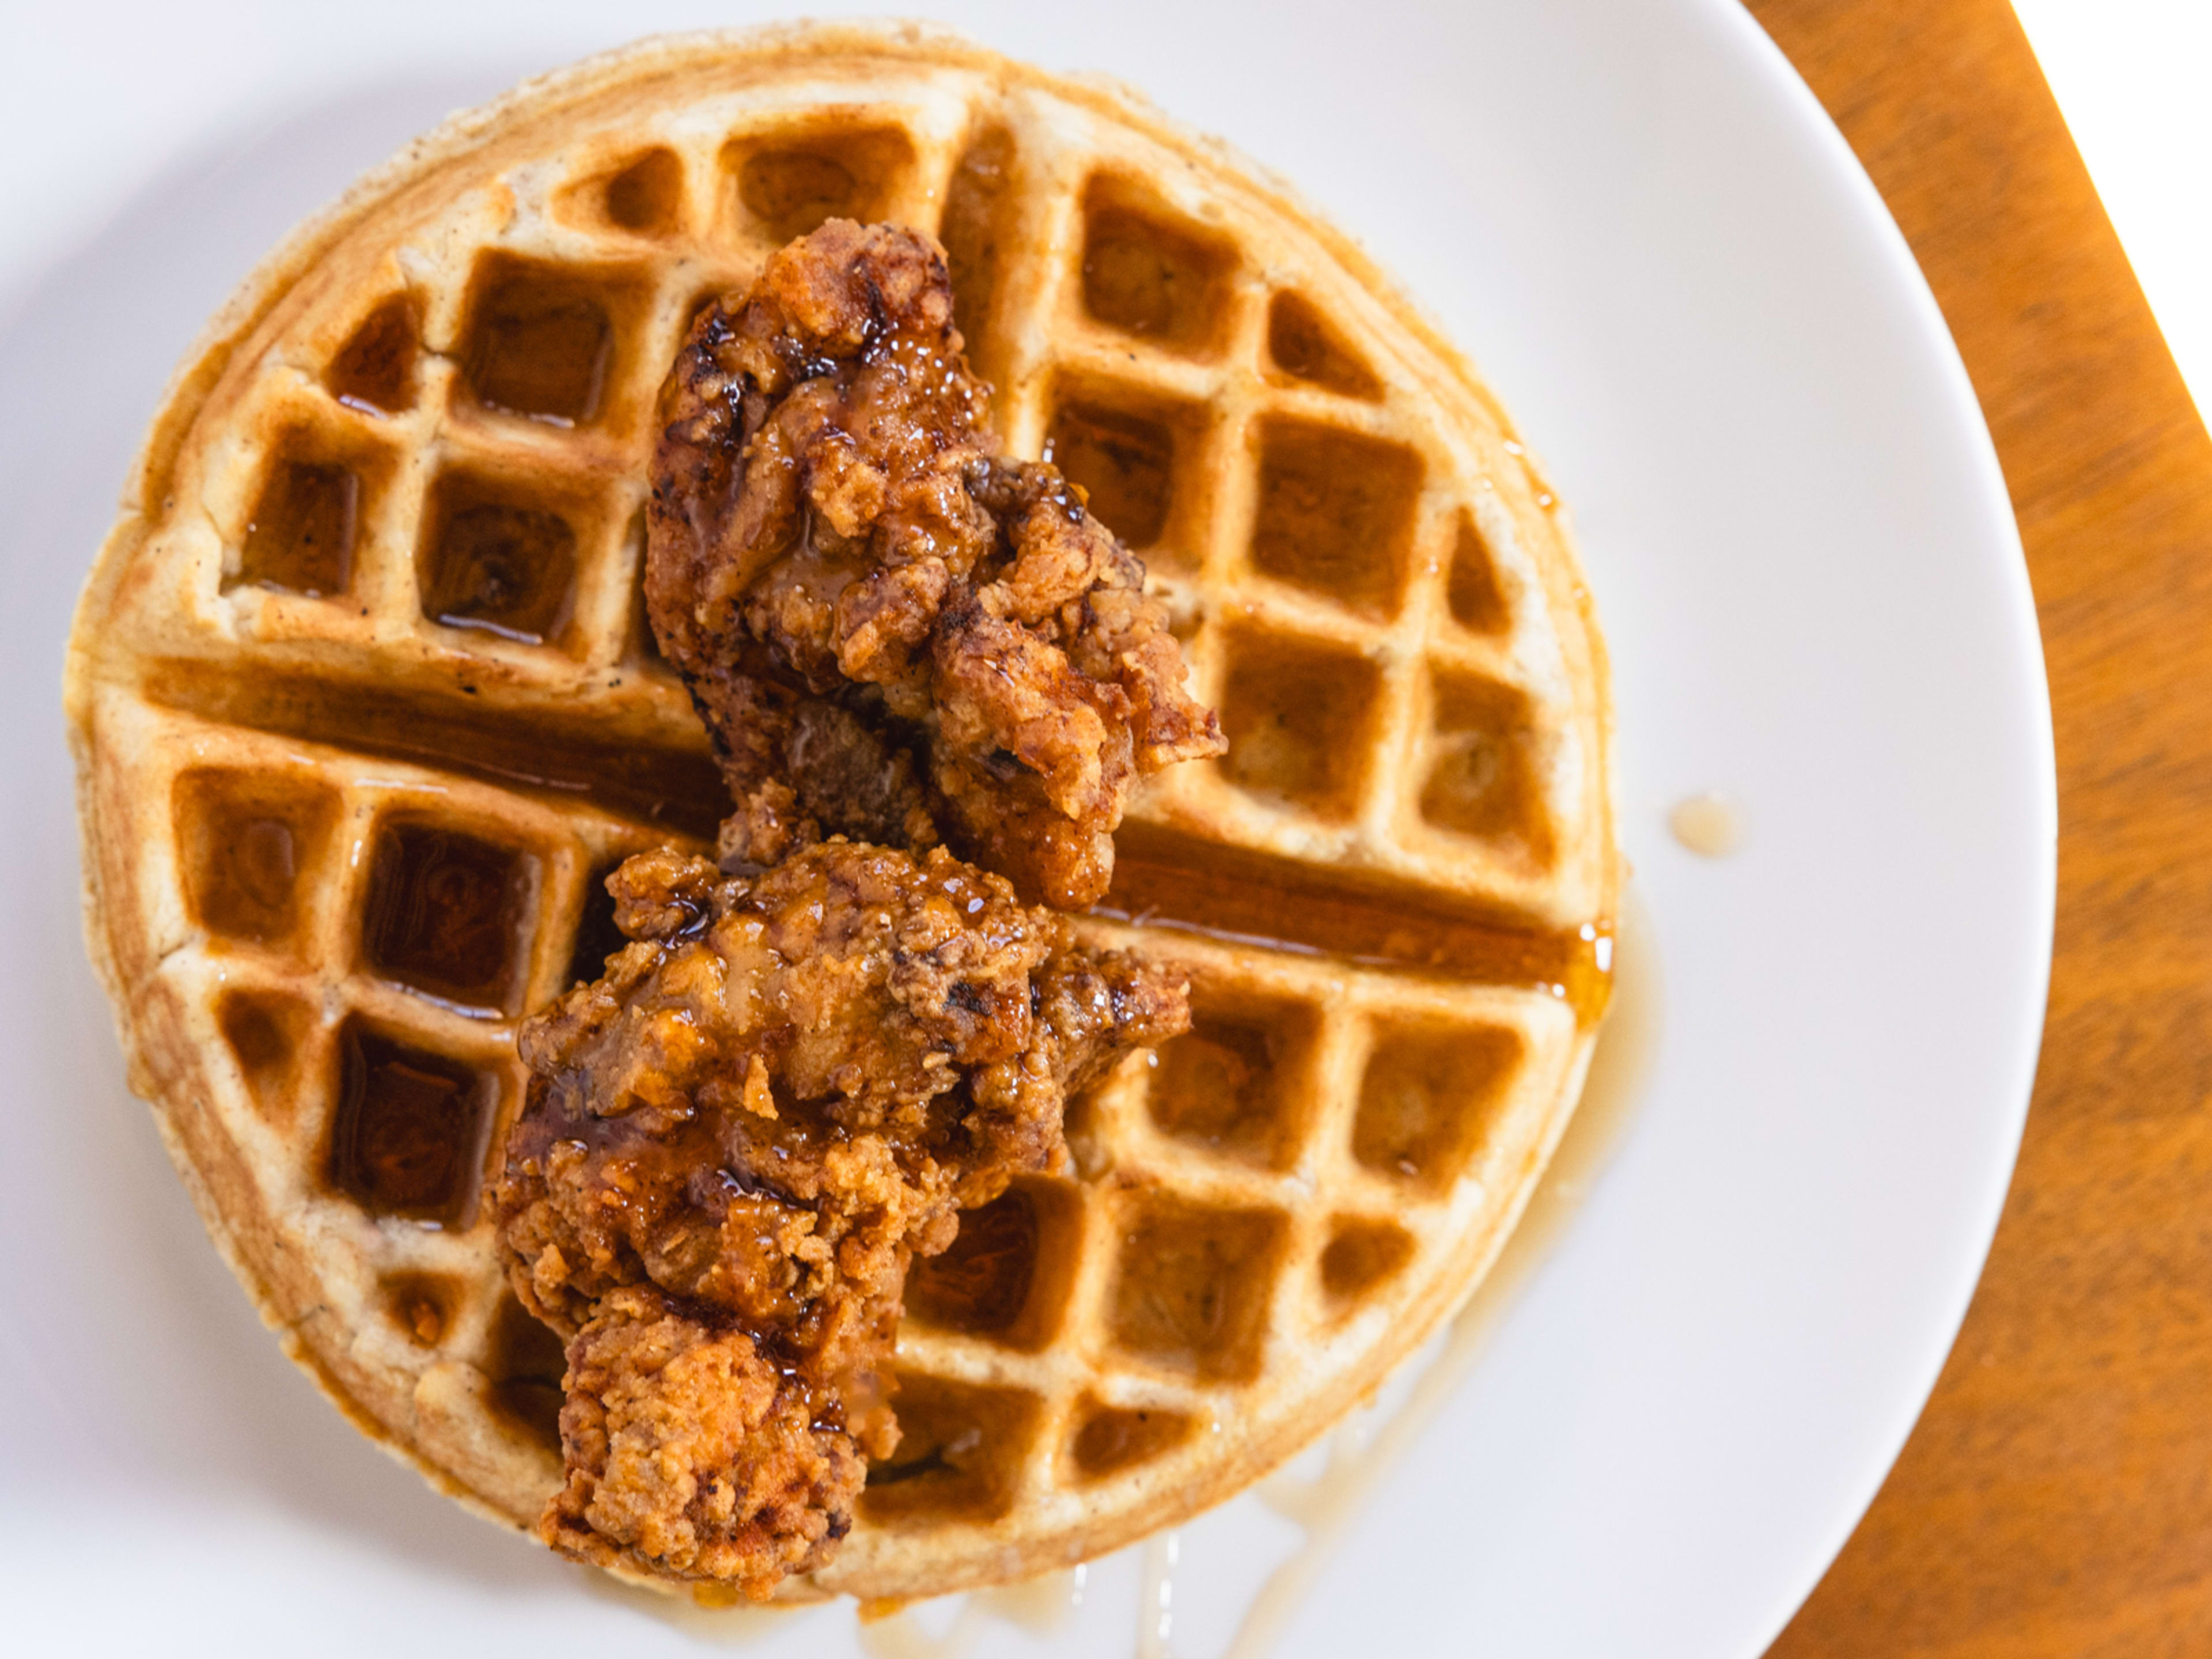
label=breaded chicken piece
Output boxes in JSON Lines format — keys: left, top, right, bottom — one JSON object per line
{"left": 646, "top": 219, "right": 1222, "bottom": 910}
{"left": 491, "top": 841, "right": 1187, "bottom": 1596}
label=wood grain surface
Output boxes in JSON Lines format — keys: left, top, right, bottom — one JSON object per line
{"left": 1743, "top": 2, "right": 2212, "bottom": 1654}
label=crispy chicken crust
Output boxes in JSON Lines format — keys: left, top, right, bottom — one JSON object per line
{"left": 491, "top": 842, "right": 1187, "bottom": 1596}
{"left": 646, "top": 219, "right": 1222, "bottom": 910}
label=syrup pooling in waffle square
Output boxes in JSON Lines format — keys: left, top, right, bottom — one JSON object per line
{"left": 67, "top": 24, "right": 1613, "bottom": 1603}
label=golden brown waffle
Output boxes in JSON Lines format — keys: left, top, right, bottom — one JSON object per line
{"left": 64, "top": 21, "right": 1615, "bottom": 1601}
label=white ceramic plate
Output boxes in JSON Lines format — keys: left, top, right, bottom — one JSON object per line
{"left": 0, "top": 2, "right": 2054, "bottom": 1654}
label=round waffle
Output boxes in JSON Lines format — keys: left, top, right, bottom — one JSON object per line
{"left": 65, "top": 21, "right": 1615, "bottom": 1602}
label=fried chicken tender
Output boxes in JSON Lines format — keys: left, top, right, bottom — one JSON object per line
{"left": 646, "top": 219, "right": 1223, "bottom": 909}
{"left": 490, "top": 840, "right": 1188, "bottom": 1596}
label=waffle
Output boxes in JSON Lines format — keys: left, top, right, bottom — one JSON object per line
{"left": 63, "top": 21, "right": 1615, "bottom": 1603}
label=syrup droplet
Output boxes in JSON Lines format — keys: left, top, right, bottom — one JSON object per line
{"left": 1668, "top": 792, "right": 1744, "bottom": 858}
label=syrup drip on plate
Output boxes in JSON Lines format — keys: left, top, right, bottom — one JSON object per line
{"left": 1668, "top": 792, "right": 1744, "bottom": 858}
{"left": 1214, "top": 887, "right": 1658, "bottom": 1657}
{"left": 853, "top": 1571, "right": 1086, "bottom": 1658}
{"left": 850, "top": 880, "right": 1662, "bottom": 1658}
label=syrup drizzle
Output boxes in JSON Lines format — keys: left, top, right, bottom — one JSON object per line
{"left": 846, "top": 881, "right": 1658, "bottom": 1657}
{"left": 145, "top": 662, "right": 1608, "bottom": 1004}
{"left": 1137, "top": 1532, "right": 1180, "bottom": 1659}
{"left": 144, "top": 660, "right": 727, "bottom": 837}
{"left": 1102, "top": 830, "right": 1612, "bottom": 1024}
{"left": 1211, "top": 882, "right": 1657, "bottom": 1656}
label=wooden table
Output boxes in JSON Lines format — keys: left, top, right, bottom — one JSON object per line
{"left": 1743, "top": 2, "right": 2212, "bottom": 1653}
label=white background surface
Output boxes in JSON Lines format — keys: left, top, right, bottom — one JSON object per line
{"left": 0, "top": 3, "right": 2058, "bottom": 1656}
{"left": 2014, "top": 0, "right": 2212, "bottom": 426}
